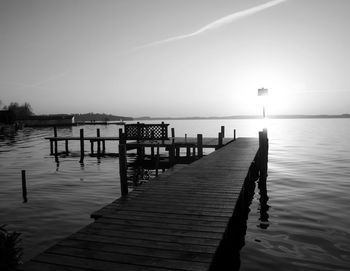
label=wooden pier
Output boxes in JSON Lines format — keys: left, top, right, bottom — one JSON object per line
{"left": 20, "top": 130, "right": 268, "bottom": 271}
{"left": 45, "top": 124, "right": 236, "bottom": 163}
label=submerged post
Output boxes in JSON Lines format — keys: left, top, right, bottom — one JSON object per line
{"left": 119, "top": 143, "right": 128, "bottom": 196}
{"left": 79, "top": 129, "right": 84, "bottom": 163}
{"left": 21, "top": 170, "right": 27, "bottom": 203}
{"left": 197, "top": 134, "right": 203, "bottom": 158}
{"left": 234, "top": 129, "right": 236, "bottom": 141}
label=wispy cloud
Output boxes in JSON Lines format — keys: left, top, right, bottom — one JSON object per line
{"left": 134, "top": 0, "right": 288, "bottom": 50}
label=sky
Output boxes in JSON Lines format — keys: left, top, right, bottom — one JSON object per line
{"left": 1, "top": 0, "right": 350, "bottom": 117}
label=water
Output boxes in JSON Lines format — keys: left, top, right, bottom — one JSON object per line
{"left": 1, "top": 119, "right": 350, "bottom": 270}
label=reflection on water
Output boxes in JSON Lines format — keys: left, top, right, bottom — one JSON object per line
{"left": 240, "top": 119, "right": 350, "bottom": 271}
{"left": 258, "top": 175, "right": 270, "bottom": 230}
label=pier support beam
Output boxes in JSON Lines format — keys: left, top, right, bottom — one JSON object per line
{"left": 65, "top": 139, "right": 69, "bottom": 154}
{"left": 155, "top": 144, "right": 160, "bottom": 176}
{"left": 197, "top": 134, "right": 203, "bottom": 158}
{"left": 119, "top": 143, "right": 128, "bottom": 196}
{"left": 97, "top": 129, "right": 101, "bottom": 156}
{"left": 259, "top": 129, "right": 268, "bottom": 179}
{"left": 217, "top": 132, "right": 223, "bottom": 149}
{"left": 54, "top": 126, "right": 58, "bottom": 156}
{"left": 169, "top": 144, "right": 175, "bottom": 166}
{"left": 221, "top": 126, "right": 225, "bottom": 138}
{"left": 79, "top": 129, "right": 85, "bottom": 163}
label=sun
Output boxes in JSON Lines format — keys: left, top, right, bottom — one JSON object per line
{"left": 249, "top": 69, "right": 306, "bottom": 116}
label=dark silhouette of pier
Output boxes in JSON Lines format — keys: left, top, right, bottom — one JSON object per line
{"left": 20, "top": 128, "right": 268, "bottom": 271}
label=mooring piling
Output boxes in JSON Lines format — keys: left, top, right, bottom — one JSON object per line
{"left": 258, "top": 128, "right": 268, "bottom": 179}
{"left": 79, "top": 129, "right": 84, "bottom": 163}
{"left": 218, "top": 132, "right": 223, "bottom": 148}
{"left": 96, "top": 128, "right": 101, "bottom": 156}
{"left": 65, "top": 139, "right": 69, "bottom": 154}
{"left": 21, "top": 170, "right": 27, "bottom": 203}
{"left": 197, "top": 133, "right": 203, "bottom": 158}
{"left": 54, "top": 126, "right": 58, "bottom": 156}
{"left": 221, "top": 125, "right": 225, "bottom": 138}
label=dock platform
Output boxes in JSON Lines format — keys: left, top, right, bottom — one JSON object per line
{"left": 20, "top": 137, "right": 262, "bottom": 271}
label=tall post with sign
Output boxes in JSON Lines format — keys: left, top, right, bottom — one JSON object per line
{"left": 258, "top": 87, "right": 268, "bottom": 118}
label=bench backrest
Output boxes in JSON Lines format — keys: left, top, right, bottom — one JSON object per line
{"left": 124, "top": 122, "right": 169, "bottom": 141}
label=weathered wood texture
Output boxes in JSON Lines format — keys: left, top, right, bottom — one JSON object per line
{"left": 20, "top": 138, "right": 259, "bottom": 271}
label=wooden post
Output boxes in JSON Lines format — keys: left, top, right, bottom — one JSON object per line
{"left": 53, "top": 126, "right": 58, "bottom": 155}
{"left": 171, "top": 128, "right": 175, "bottom": 143}
{"left": 79, "top": 129, "right": 84, "bottom": 163}
{"left": 119, "top": 144, "right": 128, "bottom": 196}
{"left": 50, "top": 140, "right": 53, "bottom": 155}
{"left": 155, "top": 144, "right": 160, "bottom": 176}
{"left": 234, "top": 129, "right": 236, "bottom": 141}
{"left": 90, "top": 140, "right": 94, "bottom": 155}
{"left": 221, "top": 126, "right": 225, "bottom": 138}
{"left": 119, "top": 128, "right": 126, "bottom": 144}
{"left": 161, "top": 121, "right": 165, "bottom": 144}
{"left": 102, "top": 140, "right": 106, "bottom": 154}
{"left": 197, "top": 134, "right": 203, "bottom": 158}
{"left": 21, "top": 170, "right": 27, "bottom": 203}
{"left": 65, "top": 139, "right": 69, "bottom": 154}
{"left": 175, "top": 147, "right": 180, "bottom": 157}
{"left": 218, "top": 132, "right": 223, "bottom": 148}
{"left": 169, "top": 144, "right": 175, "bottom": 166}
{"left": 97, "top": 129, "right": 101, "bottom": 156}
{"left": 186, "top": 146, "right": 191, "bottom": 158}
{"left": 259, "top": 129, "right": 268, "bottom": 179}
{"left": 151, "top": 146, "right": 155, "bottom": 158}
{"left": 136, "top": 122, "right": 141, "bottom": 142}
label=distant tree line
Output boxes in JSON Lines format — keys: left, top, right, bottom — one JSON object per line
{"left": 1, "top": 100, "right": 34, "bottom": 120}
{"left": 74, "top": 113, "right": 133, "bottom": 122}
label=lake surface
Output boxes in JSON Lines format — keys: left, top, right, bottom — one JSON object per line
{"left": 0, "top": 119, "right": 349, "bottom": 270}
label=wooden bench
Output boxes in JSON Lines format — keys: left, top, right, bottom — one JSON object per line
{"left": 124, "top": 122, "right": 169, "bottom": 142}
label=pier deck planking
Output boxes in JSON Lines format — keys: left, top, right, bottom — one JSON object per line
{"left": 20, "top": 137, "right": 259, "bottom": 271}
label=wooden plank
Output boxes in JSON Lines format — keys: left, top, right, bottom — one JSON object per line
{"left": 70, "top": 231, "right": 216, "bottom": 254}
{"left": 46, "top": 245, "right": 208, "bottom": 271}
{"left": 56, "top": 238, "right": 212, "bottom": 263}
{"left": 92, "top": 218, "right": 225, "bottom": 237}
{"left": 26, "top": 253, "right": 169, "bottom": 271}
{"left": 76, "top": 225, "right": 221, "bottom": 248}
